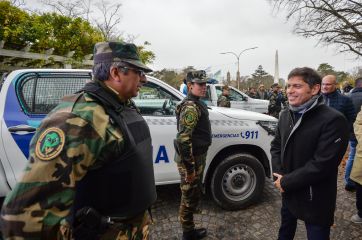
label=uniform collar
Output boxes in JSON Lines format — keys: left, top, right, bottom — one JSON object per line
{"left": 187, "top": 92, "right": 200, "bottom": 101}
{"left": 94, "top": 79, "right": 131, "bottom": 106}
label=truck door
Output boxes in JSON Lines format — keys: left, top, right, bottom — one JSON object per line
{"left": 214, "top": 86, "right": 251, "bottom": 110}
{"left": 228, "top": 88, "right": 250, "bottom": 111}
{"left": 0, "top": 71, "right": 90, "bottom": 188}
{"left": 133, "top": 80, "right": 180, "bottom": 184}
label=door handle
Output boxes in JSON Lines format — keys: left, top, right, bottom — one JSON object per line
{"left": 8, "top": 125, "right": 36, "bottom": 134}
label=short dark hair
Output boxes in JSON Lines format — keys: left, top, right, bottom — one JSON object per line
{"left": 287, "top": 67, "right": 321, "bottom": 89}
{"left": 355, "top": 77, "right": 362, "bottom": 87}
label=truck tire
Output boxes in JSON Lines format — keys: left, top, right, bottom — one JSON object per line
{"left": 210, "top": 153, "right": 265, "bottom": 210}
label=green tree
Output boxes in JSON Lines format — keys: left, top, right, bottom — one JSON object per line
{"left": 317, "top": 63, "right": 335, "bottom": 76}
{"left": 0, "top": 0, "right": 155, "bottom": 67}
{"left": 336, "top": 71, "right": 350, "bottom": 84}
{"left": 137, "top": 41, "right": 155, "bottom": 65}
{"left": 181, "top": 66, "right": 197, "bottom": 75}
{"left": 151, "top": 69, "right": 181, "bottom": 89}
{"left": 249, "top": 65, "right": 274, "bottom": 88}
{"left": 0, "top": 0, "right": 31, "bottom": 49}
{"left": 317, "top": 63, "right": 350, "bottom": 83}
{"left": 30, "top": 13, "right": 103, "bottom": 61}
{"left": 252, "top": 65, "right": 268, "bottom": 78}
{"left": 0, "top": 0, "right": 102, "bottom": 61}
{"left": 39, "top": 0, "right": 155, "bottom": 63}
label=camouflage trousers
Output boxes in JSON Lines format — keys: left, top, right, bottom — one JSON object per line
{"left": 177, "top": 153, "right": 207, "bottom": 232}
{"left": 59, "top": 211, "right": 151, "bottom": 240}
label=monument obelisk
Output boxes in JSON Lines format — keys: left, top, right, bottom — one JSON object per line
{"left": 274, "top": 50, "right": 279, "bottom": 84}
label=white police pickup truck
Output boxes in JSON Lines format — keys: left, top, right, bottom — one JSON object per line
{"left": 0, "top": 69, "right": 277, "bottom": 210}
{"left": 203, "top": 83, "right": 269, "bottom": 113}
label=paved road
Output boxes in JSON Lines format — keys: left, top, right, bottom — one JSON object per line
{"left": 150, "top": 167, "right": 362, "bottom": 240}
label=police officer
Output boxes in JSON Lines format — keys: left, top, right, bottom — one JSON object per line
{"left": 217, "top": 85, "right": 231, "bottom": 108}
{"left": 0, "top": 41, "right": 157, "bottom": 240}
{"left": 174, "top": 70, "right": 212, "bottom": 240}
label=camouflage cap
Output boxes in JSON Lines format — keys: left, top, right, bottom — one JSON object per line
{"left": 271, "top": 83, "right": 280, "bottom": 88}
{"left": 93, "top": 41, "right": 153, "bottom": 73}
{"left": 186, "top": 70, "right": 207, "bottom": 83}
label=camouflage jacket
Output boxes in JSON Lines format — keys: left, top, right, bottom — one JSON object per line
{"left": 268, "top": 92, "right": 285, "bottom": 113}
{"left": 175, "top": 99, "right": 203, "bottom": 174}
{"left": 217, "top": 95, "right": 231, "bottom": 108}
{"left": 0, "top": 90, "right": 130, "bottom": 239}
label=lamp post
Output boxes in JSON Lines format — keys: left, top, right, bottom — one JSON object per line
{"left": 220, "top": 47, "right": 258, "bottom": 90}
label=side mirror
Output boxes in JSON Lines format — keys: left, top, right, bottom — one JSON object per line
{"left": 243, "top": 96, "right": 248, "bottom": 101}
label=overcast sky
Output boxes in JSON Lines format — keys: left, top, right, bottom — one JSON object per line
{"left": 26, "top": 0, "right": 362, "bottom": 80}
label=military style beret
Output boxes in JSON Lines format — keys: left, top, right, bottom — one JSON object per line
{"left": 93, "top": 41, "right": 152, "bottom": 73}
{"left": 186, "top": 70, "right": 207, "bottom": 83}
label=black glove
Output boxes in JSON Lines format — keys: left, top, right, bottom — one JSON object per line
{"left": 73, "top": 207, "right": 109, "bottom": 240}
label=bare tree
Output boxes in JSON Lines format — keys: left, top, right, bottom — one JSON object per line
{"left": 41, "top": 0, "right": 93, "bottom": 20}
{"left": 41, "top": 0, "right": 124, "bottom": 40}
{"left": 270, "top": 0, "right": 362, "bottom": 57}
{"left": 11, "top": 0, "right": 25, "bottom": 7}
{"left": 93, "top": 0, "right": 123, "bottom": 40}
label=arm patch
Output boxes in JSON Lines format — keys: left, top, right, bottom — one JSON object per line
{"left": 35, "top": 127, "right": 65, "bottom": 161}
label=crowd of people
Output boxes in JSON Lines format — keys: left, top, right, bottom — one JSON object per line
{"left": 0, "top": 40, "right": 361, "bottom": 240}
{"left": 241, "top": 84, "right": 288, "bottom": 118}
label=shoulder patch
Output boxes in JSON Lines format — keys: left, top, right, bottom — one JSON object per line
{"left": 185, "top": 111, "right": 197, "bottom": 125}
{"left": 182, "top": 106, "right": 199, "bottom": 127}
{"left": 35, "top": 127, "right": 65, "bottom": 161}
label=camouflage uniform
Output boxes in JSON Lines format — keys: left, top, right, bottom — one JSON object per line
{"left": 281, "top": 90, "right": 288, "bottom": 109}
{"left": 217, "top": 95, "right": 231, "bottom": 108}
{"left": 268, "top": 91, "right": 286, "bottom": 119}
{"left": 268, "top": 91, "right": 280, "bottom": 118}
{"left": 0, "top": 42, "right": 154, "bottom": 240}
{"left": 0, "top": 90, "right": 149, "bottom": 240}
{"left": 174, "top": 71, "right": 211, "bottom": 236}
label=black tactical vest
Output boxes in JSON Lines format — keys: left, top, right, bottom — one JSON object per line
{"left": 73, "top": 82, "right": 157, "bottom": 219}
{"left": 176, "top": 93, "right": 212, "bottom": 155}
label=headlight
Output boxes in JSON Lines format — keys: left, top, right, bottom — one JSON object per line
{"left": 257, "top": 120, "right": 277, "bottom": 136}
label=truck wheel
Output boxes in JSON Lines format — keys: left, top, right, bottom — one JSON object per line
{"left": 210, "top": 153, "right": 265, "bottom": 210}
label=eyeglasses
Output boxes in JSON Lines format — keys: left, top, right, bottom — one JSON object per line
{"left": 132, "top": 68, "right": 146, "bottom": 77}
{"left": 118, "top": 67, "right": 145, "bottom": 77}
